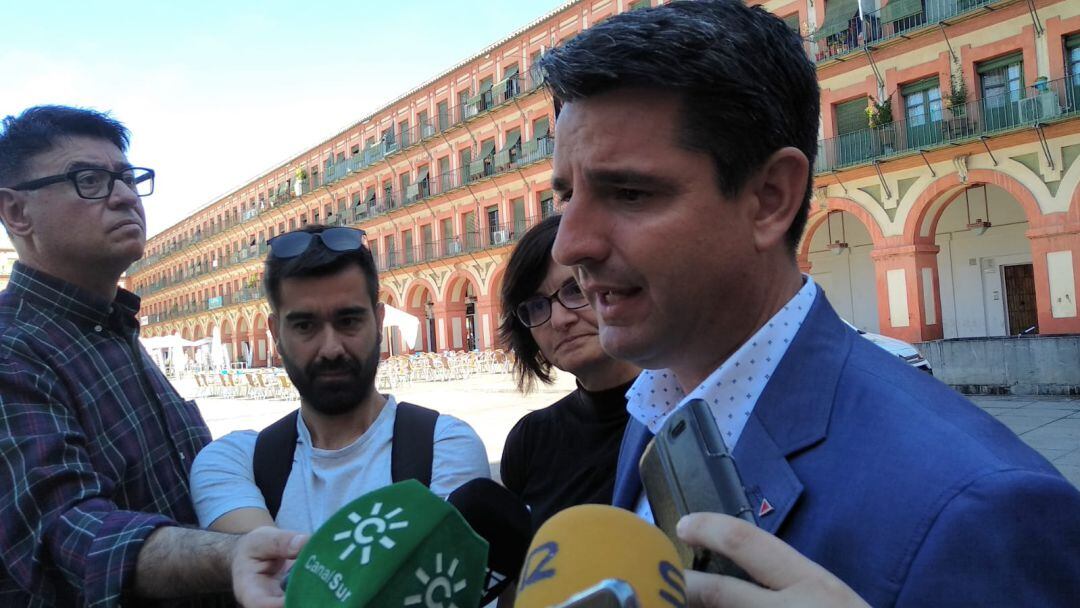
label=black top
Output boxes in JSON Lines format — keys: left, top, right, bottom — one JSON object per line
{"left": 500, "top": 378, "right": 635, "bottom": 531}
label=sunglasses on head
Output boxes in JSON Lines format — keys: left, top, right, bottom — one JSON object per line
{"left": 267, "top": 227, "right": 367, "bottom": 259}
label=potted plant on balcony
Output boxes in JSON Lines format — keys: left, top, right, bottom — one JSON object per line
{"left": 945, "top": 70, "right": 970, "bottom": 139}
{"left": 294, "top": 168, "right": 307, "bottom": 197}
{"left": 947, "top": 70, "right": 968, "bottom": 118}
{"left": 866, "top": 94, "right": 895, "bottom": 153}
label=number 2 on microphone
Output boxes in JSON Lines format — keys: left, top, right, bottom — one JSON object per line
{"left": 518, "top": 541, "right": 559, "bottom": 591}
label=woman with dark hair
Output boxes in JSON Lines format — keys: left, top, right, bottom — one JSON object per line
{"left": 498, "top": 214, "right": 640, "bottom": 531}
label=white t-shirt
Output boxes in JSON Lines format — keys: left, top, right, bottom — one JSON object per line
{"left": 190, "top": 396, "right": 491, "bottom": 533}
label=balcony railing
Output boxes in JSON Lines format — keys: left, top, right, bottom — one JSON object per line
{"left": 812, "top": 0, "right": 995, "bottom": 64}
{"left": 134, "top": 242, "right": 268, "bottom": 297}
{"left": 133, "top": 73, "right": 548, "bottom": 278}
{"left": 344, "top": 137, "right": 554, "bottom": 225}
{"left": 369, "top": 217, "right": 547, "bottom": 274}
{"left": 142, "top": 285, "right": 268, "bottom": 326}
{"left": 815, "top": 76, "right": 1080, "bottom": 174}
{"left": 134, "top": 136, "right": 555, "bottom": 300}
{"left": 139, "top": 216, "right": 549, "bottom": 328}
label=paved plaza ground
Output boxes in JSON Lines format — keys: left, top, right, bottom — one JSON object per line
{"left": 176, "top": 370, "right": 1080, "bottom": 488}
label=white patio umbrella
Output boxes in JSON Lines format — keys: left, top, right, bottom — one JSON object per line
{"left": 382, "top": 304, "right": 422, "bottom": 350}
{"left": 210, "top": 326, "right": 230, "bottom": 370}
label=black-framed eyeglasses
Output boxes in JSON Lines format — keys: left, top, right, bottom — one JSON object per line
{"left": 9, "top": 167, "right": 155, "bottom": 200}
{"left": 516, "top": 279, "right": 589, "bottom": 328}
{"left": 268, "top": 227, "right": 367, "bottom": 259}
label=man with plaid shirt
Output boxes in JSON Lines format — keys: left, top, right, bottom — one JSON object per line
{"left": 0, "top": 105, "right": 305, "bottom": 607}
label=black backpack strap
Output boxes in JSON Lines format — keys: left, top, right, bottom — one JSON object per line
{"left": 391, "top": 402, "right": 440, "bottom": 487}
{"left": 253, "top": 410, "right": 300, "bottom": 520}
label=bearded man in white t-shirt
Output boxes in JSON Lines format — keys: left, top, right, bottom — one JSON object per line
{"left": 190, "top": 224, "right": 489, "bottom": 534}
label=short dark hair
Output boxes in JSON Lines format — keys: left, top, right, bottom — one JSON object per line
{"left": 499, "top": 215, "right": 561, "bottom": 392}
{"left": 538, "top": 0, "right": 820, "bottom": 251}
{"left": 264, "top": 224, "right": 380, "bottom": 313}
{"left": 0, "top": 105, "right": 130, "bottom": 187}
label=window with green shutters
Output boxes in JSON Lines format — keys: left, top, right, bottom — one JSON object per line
{"left": 782, "top": 13, "right": 799, "bottom": 32}
{"left": 539, "top": 190, "right": 555, "bottom": 218}
{"left": 459, "top": 148, "right": 472, "bottom": 185}
{"left": 835, "top": 97, "right": 869, "bottom": 135}
{"left": 533, "top": 116, "right": 550, "bottom": 140}
{"left": 385, "top": 235, "right": 396, "bottom": 268}
{"left": 403, "top": 230, "right": 414, "bottom": 264}
{"left": 486, "top": 205, "right": 500, "bottom": 245}
{"left": 464, "top": 211, "right": 478, "bottom": 250}
{"left": 479, "top": 76, "right": 494, "bottom": 111}
{"left": 418, "top": 111, "right": 430, "bottom": 138}
{"left": 817, "top": 0, "right": 859, "bottom": 41}
{"left": 458, "top": 91, "right": 470, "bottom": 120}
{"left": 382, "top": 179, "right": 393, "bottom": 208}
{"left": 834, "top": 96, "right": 871, "bottom": 167}
{"left": 437, "top": 101, "right": 450, "bottom": 131}
{"left": 422, "top": 225, "right": 434, "bottom": 261}
{"left": 978, "top": 53, "right": 1023, "bottom": 131}
{"left": 1067, "top": 34, "right": 1080, "bottom": 92}
{"left": 441, "top": 218, "right": 454, "bottom": 256}
{"left": 529, "top": 50, "right": 543, "bottom": 88}
{"left": 903, "top": 78, "right": 943, "bottom": 147}
{"left": 438, "top": 156, "right": 451, "bottom": 192}
{"left": 513, "top": 197, "right": 526, "bottom": 236}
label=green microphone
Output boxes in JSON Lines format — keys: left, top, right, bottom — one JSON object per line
{"left": 285, "top": 480, "right": 489, "bottom": 607}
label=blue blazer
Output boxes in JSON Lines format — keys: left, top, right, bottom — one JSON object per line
{"left": 613, "top": 292, "right": 1080, "bottom": 606}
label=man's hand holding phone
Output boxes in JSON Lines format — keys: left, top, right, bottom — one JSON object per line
{"left": 677, "top": 513, "right": 869, "bottom": 608}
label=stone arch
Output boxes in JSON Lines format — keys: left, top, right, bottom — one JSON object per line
{"left": 378, "top": 278, "right": 405, "bottom": 309}
{"left": 801, "top": 197, "right": 887, "bottom": 258}
{"left": 441, "top": 268, "right": 483, "bottom": 303}
{"left": 220, "top": 316, "right": 236, "bottom": 366}
{"left": 236, "top": 315, "right": 253, "bottom": 368}
{"left": 483, "top": 265, "right": 508, "bottom": 350}
{"left": 251, "top": 311, "right": 271, "bottom": 368}
{"left": 801, "top": 206, "right": 883, "bottom": 331}
{"left": 903, "top": 170, "right": 1045, "bottom": 243}
{"left": 404, "top": 278, "right": 438, "bottom": 352}
{"left": 486, "top": 265, "right": 507, "bottom": 302}
{"left": 441, "top": 270, "right": 482, "bottom": 351}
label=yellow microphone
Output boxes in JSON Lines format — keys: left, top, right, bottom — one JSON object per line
{"left": 514, "top": 505, "right": 687, "bottom": 608}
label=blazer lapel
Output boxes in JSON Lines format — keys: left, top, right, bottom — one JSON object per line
{"left": 734, "top": 416, "right": 803, "bottom": 534}
{"left": 733, "top": 291, "right": 851, "bottom": 534}
{"left": 609, "top": 291, "right": 852, "bottom": 528}
{"left": 612, "top": 419, "right": 653, "bottom": 510}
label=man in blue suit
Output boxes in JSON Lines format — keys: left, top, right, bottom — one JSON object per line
{"left": 543, "top": 1, "right": 1080, "bottom": 606}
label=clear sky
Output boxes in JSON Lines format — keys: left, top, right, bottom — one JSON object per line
{"left": 1, "top": 0, "right": 566, "bottom": 238}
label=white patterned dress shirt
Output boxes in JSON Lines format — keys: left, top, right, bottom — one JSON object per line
{"left": 629, "top": 277, "right": 819, "bottom": 520}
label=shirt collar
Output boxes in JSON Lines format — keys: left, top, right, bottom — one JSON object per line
{"left": 7, "top": 261, "right": 142, "bottom": 331}
{"left": 626, "top": 277, "right": 818, "bottom": 446}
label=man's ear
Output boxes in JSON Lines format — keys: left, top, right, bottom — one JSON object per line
{"left": 0, "top": 189, "right": 33, "bottom": 238}
{"left": 748, "top": 147, "right": 809, "bottom": 252}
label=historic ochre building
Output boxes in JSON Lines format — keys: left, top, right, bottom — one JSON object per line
{"left": 129, "top": 0, "right": 1080, "bottom": 368}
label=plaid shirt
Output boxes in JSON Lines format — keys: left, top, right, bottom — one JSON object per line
{"left": 0, "top": 262, "right": 214, "bottom": 607}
